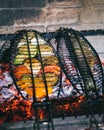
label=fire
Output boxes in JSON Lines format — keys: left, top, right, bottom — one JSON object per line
{"left": 0, "top": 62, "right": 92, "bottom": 123}
{"left": 78, "top": 96, "right": 85, "bottom": 103}
{"left": 33, "top": 96, "right": 85, "bottom": 120}
{"left": 38, "top": 109, "right": 45, "bottom": 120}
{"left": 71, "top": 96, "right": 85, "bottom": 110}
{"left": 0, "top": 62, "right": 103, "bottom": 124}
{"left": 58, "top": 103, "right": 70, "bottom": 111}
{"left": 0, "top": 94, "right": 103, "bottom": 124}
{"left": 0, "top": 60, "right": 86, "bottom": 123}
{"left": 0, "top": 98, "right": 32, "bottom": 124}
{"left": 59, "top": 96, "right": 85, "bottom": 110}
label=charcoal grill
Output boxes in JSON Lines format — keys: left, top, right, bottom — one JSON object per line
{"left": 0, "top": 28, "right": 104, "bottom": 130}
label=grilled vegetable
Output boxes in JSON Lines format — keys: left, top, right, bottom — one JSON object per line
{"left": 14, "top": 65, "right": 31, "bottom": 79}
{"left": 19, "top": 44, "right": 37, "bottom": 57}
{"left": 17, "top": 76, "right": 53, "bottom": 98}
{"left": 42, "top": 55, "right": 59, "bottom": 65}
{"left": 39, "top": 65, "right": 61, "bottom": 75}
{"left": 24, "top": 87, "right": 52, "bottom": 99}
{"left": 14, "top": 54, "right": 28, "bottom": 65}
{"left": 38, "top": 44, "right": 54, "bottom": 57}
{"left": 23, "top": 58, "right": 41, "bottom": 75}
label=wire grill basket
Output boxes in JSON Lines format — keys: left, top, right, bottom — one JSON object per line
{"left": 56, "top": 28, "right": 104, "bottom": 100}
{"left": 0, "top": 28, "right": 104, "bottom": 130}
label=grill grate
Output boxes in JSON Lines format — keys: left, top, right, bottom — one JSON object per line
{"left": 56, "top": 28, "right": 104, "bottom": 100}
{"left": 8, "top": 30, "right": 57, "bottom": 130}
{"left": 0, "top": 28, "right": 104, "bottom": 130}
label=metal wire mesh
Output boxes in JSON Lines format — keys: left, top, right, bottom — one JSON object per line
{"left": 0, "top": 28, "right": 104, "bottom": 130}
{"left": 56, "top": 28, "right": 104, "bottom": 100}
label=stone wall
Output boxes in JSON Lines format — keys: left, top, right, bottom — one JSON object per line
{"left": 0, "top": 0, "right": 104, "bottom": 34}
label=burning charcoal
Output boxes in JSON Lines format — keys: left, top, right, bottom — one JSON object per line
{"left": 0, "top": 66, "right": 13, "bottom": 87}
{"left": 0, "top": 88, "right": 15, "bottom": 100}
{"left": 0, "top": 28, "right": 103, "bottom": 127}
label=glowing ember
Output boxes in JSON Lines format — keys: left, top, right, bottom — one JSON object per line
{"left": 0, "top": 58, "right": 104, "bottom": 124}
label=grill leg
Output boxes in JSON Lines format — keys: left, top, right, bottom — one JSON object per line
{"left": 102, "top": 114, "right": 104, "bottom": 123}
{"left": 33, "top": 122, "right": 40, "bottom": 130}
{"left": 89, "top": 114, "right": 99, "bottom": 130}
{"left": 87, "top": 102, "right": 100, "bottom": 130}
{"left": 32, "top": 102, "right": 55, "bottom": 130}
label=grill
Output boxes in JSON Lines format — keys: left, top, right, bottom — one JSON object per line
{"left": 56, "top": 28, "right": 104, "bottom": 99}
{"left": 0, "top": 28, "right": 104, "bottom": 130}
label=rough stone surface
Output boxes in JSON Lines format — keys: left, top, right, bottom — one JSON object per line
{"left": 14, "top": 7, "right": 79, "bottom": 27}
{"left": 92, "top": 0, "right": 104, "bottom": 4}
{"left": 80, "top": 4, "right": 104, "bottom": 24}
{"left": 14, "top": 9, "right": 42, "bottom": 25}
{"left": 39, "top": 8, "right": 79, "bottom": 24}
{"left": 0, "top": 10, "right": 14, "bottom": 26}
{"left": 0, "top": 0, "right": 13, "bottom": 8}
{"left": 20, "top": 0, "right": 47, "bottom": 8}
{"left": 0, "top": 0, "right": 104, "bottom": 33}
{"left": 0, "top": 0, "right": 47, "bottom": 8}
{"left": 48, "top": 0, "right": 83, "bottom": 8}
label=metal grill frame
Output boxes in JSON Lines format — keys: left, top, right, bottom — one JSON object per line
{"left": 0, "top": 28, "right": 104, "bottom": 130}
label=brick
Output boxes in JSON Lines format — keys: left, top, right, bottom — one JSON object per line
{"left": 92, "top": 0, "right": 104, "bottom": 4}
{"left": 48, "top": 0, "right": 83, "bottom": 8}
{"left": 14, "top": 7, "right": 79, "bottom": 26}
{"left": 14, "top": 9, "right": 42, "bottom": 24}
{"left": 11, "top": 0, "right": 23, "bottom": 8}
{"left": 0, "top": 10, "right": 14, "bottom": 26}
{"left": 21, "top": 0, "right": 47, "bottom": 8}
{"left": 0, "top": 0, "right": 47, "bottom": 8}
{"left": 0, "top": 0, "right": 13, "bottom": 8}
{"left": 80, "top": 4, "right": 104, "bottom": 24}
{"left": 40, "top": 8, "right": 79, "bottom": 24}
